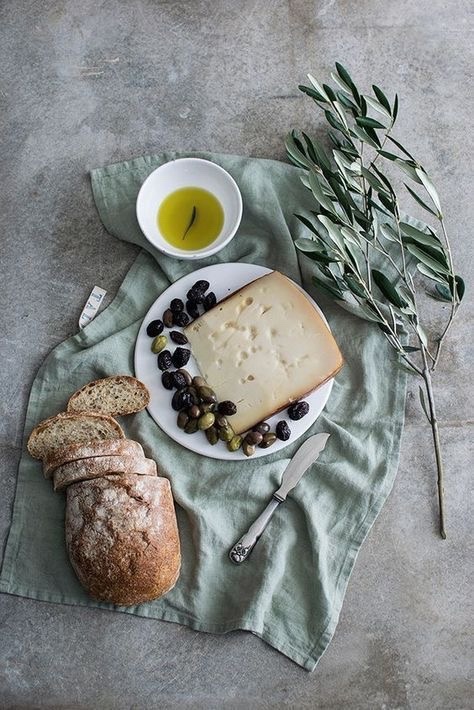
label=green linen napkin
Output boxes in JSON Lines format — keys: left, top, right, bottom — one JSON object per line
{"left": 0, "top": 152, "right": 407, "bottom": 671}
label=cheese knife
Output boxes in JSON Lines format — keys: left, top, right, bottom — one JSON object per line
{"left": 229, "top": 432, "right": 330, "bottom": 564}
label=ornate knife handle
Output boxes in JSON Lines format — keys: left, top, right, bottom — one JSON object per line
{"left": 229, "top": 497, "right": 281, "bottom": 564}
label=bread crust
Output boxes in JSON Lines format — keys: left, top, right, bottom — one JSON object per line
{"left": 27, "top": 412, "right": 124, "bottom": 460}
{"left": 43, "top": 438, "right": 145, "bottom": 478}
{"left": 53, "top": 454, "right": 157, "bottom": 491}
{"left": 65, "top": 475, "right": 181, "bottom": 606}
{"left": 67, "top": 375, "right": 150, "bottom": 416}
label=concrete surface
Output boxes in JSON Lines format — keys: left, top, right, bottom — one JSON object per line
{"left": 1, "top": 1, "right": 473, "bottom": 708}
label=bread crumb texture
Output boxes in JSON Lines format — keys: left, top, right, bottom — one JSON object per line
{"left": 27, "top": 412, "right": 124, "bottom": 460}
{"left": 65, "top": 474, "right": 180, "bottom": 606}
{"left": 67, "top": 376, "right": 150, "bottom": 416}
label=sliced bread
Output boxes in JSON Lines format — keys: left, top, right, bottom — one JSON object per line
{"left": 67, "top": 375, "right": 150, "bottom": 416}
{"left": 27, "top": 412, "right": 124, "bottom": 461}
{"left": 53, "top": 454, "right": 157, "bottom": 491}
{"left": 43, "top": 438, "right": 145, "bottom": 479}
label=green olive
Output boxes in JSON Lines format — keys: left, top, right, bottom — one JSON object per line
{"left": 205, "top": 426, "right": 219, "bottom": 445}
{"left": 192, "top": 376, "right": 207, "bottom": 388}
{"left": 215, "top": 414, "right": 228, "bottom": 429}
{"left": 200, "top": 402, "right": 216, "bottom": 414}
{"left": 198, "top": 386, "right": 217, "bottom": 403}
{"left": 242, "top": 441, "right": 256, "bottom": 457}
{"left": 219, "top": 425, "right": 234, "bottom": 442}
{"left": 177, "top": 411, "right": 189, "bottom": 429}
{"left": 184, "top": 419, "right": 199, "bottom": 434}
{"left": 151, "top": 334, "right": 168, "bottom": 354}
{"left": 227, "top": 435, "right": 242, "bottom": 452}
{"left": 198, "top": 412, "right": 216, "bottom": 430}
{"left": 259, "top": 432, "right": 277, "bottom": 449}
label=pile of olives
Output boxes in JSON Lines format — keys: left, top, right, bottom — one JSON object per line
{"left": 145, "top": 278, "right": 311, "bottom": 456}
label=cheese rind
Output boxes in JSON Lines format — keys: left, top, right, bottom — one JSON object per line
{"left": 184, "top": 271, "right": 343, "bottom": 434}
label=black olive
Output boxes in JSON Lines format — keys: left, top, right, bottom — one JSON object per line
{"left": 146, "top": 319, "right": 164, "bottom": 337}
{"left": 275, "top": 420, "right": 291, "bottom": 441}
{"left": 217, "top": 400, "right": 237, "bottom": 416}
{"left": 176, "top": 368, "right": 192, "bottom": 385}
{"left": 172, "top": 347, "right": 191, "bottom": 368}
{"left": 171, "top": 371, "right": 188, "bottom": 390}
{"left": 245, "top": 430, "right": 263, "bottom": 446}
{"left": 186, "top": 287, "right": 204, "bottom": 304}
{"left": 173, "top": 311, "right": 190, "bottom": 327}
{"left": 186, "top": 299, "right": 200, "bottom": 319}
{"left": 170, "top": 330, "right": 189, "bottom": 345}
{"left": 157, "top": 350, "right": 172, "bottom": 371}
{"left": 161, "top": 371, "right": 174, "bottom": 390}
{"left": 288, "top": 401, "right": 310, "bottom": 420}
{"left": 163, "top": 309, "right": 174, "bottom": 328}
{"left": 188, "top": 404, "right": 201, "bottom": 419}
{"left": 203, "top": 292, "right": 217, "bottom": 311}
{"left": 192, "top": 279, "right": 210, "bottom": 294}
{"left": 186, "top": 386, "right": 200, "bottom": 405}
{"left": 171, "top": 389, "right": 193, "bottom": 411}
{"left": 170, "top": 298, "right": 184, "bottom": 313}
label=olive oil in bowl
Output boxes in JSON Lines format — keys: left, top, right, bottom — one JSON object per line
{"left": 157, "top": 187, "right": 224, "bottom": 251}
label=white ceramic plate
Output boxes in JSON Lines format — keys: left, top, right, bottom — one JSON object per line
{"left": 134, "top": 263, "right": 334, "bottom": 460}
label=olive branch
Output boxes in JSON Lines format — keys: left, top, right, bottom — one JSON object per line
{"left": 286, "top": 62, "right": 464, "bottom": 539}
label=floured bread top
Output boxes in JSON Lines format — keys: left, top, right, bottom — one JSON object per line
{"left": 185, "top": 271, "right": 343, "bottom": 434}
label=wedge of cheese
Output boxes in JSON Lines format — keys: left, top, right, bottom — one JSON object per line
{"left": 184, "top": 271, "right": 343, "bottom": 434}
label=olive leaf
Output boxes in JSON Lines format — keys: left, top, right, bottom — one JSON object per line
{"left": 406, "top": 244, "right": 449, "bottom": 275}
{"left": 404, "top": 184, "right": 439, "bottom": 217}
{"left": 399, "top": 222, "right": 444, "bottom": 252}
{"left": 416, "top": 262, "right": 449, "bottom": 285}
{"left": 434, "top": 283, "right": 452, "bottom": 302}
{"left": 372, "top": 84, "right": 392, "bottom": 114}
{"left": 415, "top": 169, "right": 442, "bottom": 215}
{"left": 364, "top": 95, "right": 392, "bottom": 120}
{"left": 372, "top": 269, "right": 408, "bottom": 308}
{"left": 454, "top": 275, "right": 465, "bottom": 301}
{"left": 356, "top": 116, "right": 387, "bottom": 130}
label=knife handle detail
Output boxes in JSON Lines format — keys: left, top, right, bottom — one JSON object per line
{"left": 229, "top": 497, "right": 280, "bottom": 564}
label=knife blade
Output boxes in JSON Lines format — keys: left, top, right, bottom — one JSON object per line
{"left": 228, "top": 432, "right": 330, "bottom": 564}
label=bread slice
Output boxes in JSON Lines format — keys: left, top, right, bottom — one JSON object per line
{"left": 67, "top": 375, "right": 150, "bottom": 416}
{"left": 65, "top": 474, "right": 181, "bottom": 605}
{"left": 53, "top": 454, "right": 157, "bottom": 491}
{"left": 43, "top": 438, "right": 145, "bottom": 479}
{"left": 27, "top": 412, "right": 124, "bottom": 461}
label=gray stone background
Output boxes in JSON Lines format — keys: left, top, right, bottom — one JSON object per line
{"left": 1, "top": 1, "right": 472, "bottom": 708}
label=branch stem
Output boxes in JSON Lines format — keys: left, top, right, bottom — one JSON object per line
{"left": 431, "top": 218, "right": 459, "bottom": 371}
{"left": 421, "top": 347, "right": 447, "bottom": 539}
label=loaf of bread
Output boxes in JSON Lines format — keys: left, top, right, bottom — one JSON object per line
{"left": 65, "top": 474, "right": 181, "bottom": 606}
{"left": 43, "top": 438, "right": 145, "bottom": 478}
{"left": 67, "top": 375, "right": 150, "bottom": 416}
{"left": 53, "top": 454, "right": 157, "bottom": 491}
{"left": 27, "top": 412, "right": 124, "bottom": 460}
{"left": 28, "top": 375, "right": 180, "bottom": 606}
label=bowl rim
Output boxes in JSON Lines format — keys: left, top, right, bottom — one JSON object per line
{"left": 136, "top": 157, "right": 243, "bottom": 260}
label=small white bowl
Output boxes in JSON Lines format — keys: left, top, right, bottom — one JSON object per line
{"left": 136, "top": 158, "right": 243, "bottom": 260}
